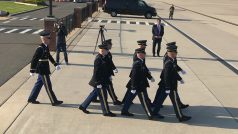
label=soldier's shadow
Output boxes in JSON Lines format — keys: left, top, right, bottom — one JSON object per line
{"left": 58, "top": 103, "right": 238, "bottom": 129}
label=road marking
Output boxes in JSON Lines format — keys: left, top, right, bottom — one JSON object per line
{"left": 40, "top": 18, "right": 44, "bottom": 21}
{"left": 2, "top": 21, "right": 10, "bottom": 24}
{"left": 97, "top": 19, "right": 102, "bottom": 23}
{"left": 29, "top": 18, "right": 37, "bottom": 20}
{"left": 117, "top": 20, "right": 120, "bottom": 24}
{"left": 107, "top": 20, "right": 111, "bottom": 23}
{"left": 9, "top": 18, "right": 18, "bottom": 21}
{"left": 20, "top": 29, "right": 32, "bottom": 34}
{"left": 5, "top": 29, "right": 18, "bottom": 33}
{"left": 32, "top": 29, "right": 43, "bottom": 34}
{"left": 136, "top": 22, "right": 140, "bottom": 25}
{"left": 145, "top": 22, "right": 149, "bottom": 25}
{"left": 19, "top": 18, "right": 28, "bottom": 20}
{"left": 0, "top": 28, "right": 6, "bottom": 32}
{"left": 126, "top": 21, "right": 130, "bottom": 24}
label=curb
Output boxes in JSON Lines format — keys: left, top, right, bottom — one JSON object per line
{"left": 11, "top": 6, "right": 48, "bottom": 16}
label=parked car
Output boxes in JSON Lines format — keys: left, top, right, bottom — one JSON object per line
{"left": 103, "top": 0, "right": 157, "bottom": 19}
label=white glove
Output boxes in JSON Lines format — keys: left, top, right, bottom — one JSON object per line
{"left": 165, "top": 90, "right": 170, "bottom": 94}
{"left": 97, "top": 85, "right": 102, "bottom": 88}
{"left": 30, "top": 73, "right": 35, "bottom": 77}
{"left": 150, "top": 77, "right": 155, "bottom": 82}
{"left": 179, "top": 79, "right": 185, "bottom": 84}
{"left": 131, "top": 90, "right": 136, "bottom": 94}
{"left": 56, "top": 65, "right": 61, "bottom": 71}
{"left": 181, "top": 70, "right": 186, "bottom": 75}
{"left": 113, "top": 69, "right": 118, "bottom": 73}
{"left": 109, "top": 76, "right": 113, "bottom": 81}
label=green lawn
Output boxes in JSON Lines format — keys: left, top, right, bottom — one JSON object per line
{"left": 0, "top": 1, "right": 46, "bottom": 14}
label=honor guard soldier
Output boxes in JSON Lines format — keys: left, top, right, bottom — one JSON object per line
{"left": 79, "top": 44, "right": 116, "bottom": 117}
{"left": 105, "top": 39, "right": 122, "bottom": 105}
{"left": 28, "top": 30, "right": 63, "bottom": 106}
{"left": 153, "top": 42, "right": 189, "bottom": 109}
{"left": 121, "top": 48, "right": 154, "bottom": 120}
{"left": 152, "top": 18, "right": 164, "bottom": 57}
{"left": 169, "top": 4, "right": 175, "bottom": 20}
{"left": 152, "top": 44, "right": 191, "bottom": 122}
{"left": 122, "top": 40, "right": 155, "bottom": 105}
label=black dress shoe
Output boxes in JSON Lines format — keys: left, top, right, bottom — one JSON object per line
{"left": 121, "top": 111, "right": 134, "bottom": 116}
{"left": 180, "top": 104, "right": 189, "bottom": 109}
{"left": 153, "top": 113, "right": 165, "bottom": 119}
{"left": 104, "top": 112, "right": 116, "bottom": 117}
{"left": 52, "top": 100, "right": 63, "bottom": 106}
{"left": 92, "top": 99, "right": 100, "bottom": 103}
{"left": 179, "top": 116, "right": 192, "bottom": 122}
{"left": 78, "top": 105, "right": 90, "bottom": 114}
{"left": 113, "top": 100, "right": 123, "bottom": 105}
{"left": 28, "top": 100, "right": 40, "bottom": 104}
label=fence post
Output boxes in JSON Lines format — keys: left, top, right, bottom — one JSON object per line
{"left": 44, "top": 17, "right": 57, "bottom": 51}
{"left": 87, "top": 2, "right": 93, "bottom": 18}
{"left": 74, "top": 7, "right": 83, "bottom": 28}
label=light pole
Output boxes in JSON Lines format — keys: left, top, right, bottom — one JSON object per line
{"left": 48, "top": 0, "right": 54, "bottom": 17}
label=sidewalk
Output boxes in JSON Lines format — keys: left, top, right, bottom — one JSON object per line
{"left": 0, "top": 10, "right": 237, "bottom": 134}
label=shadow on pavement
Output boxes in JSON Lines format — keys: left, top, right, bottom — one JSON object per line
{"left": 55, "top": 103, "right": 238, "bottom": 129}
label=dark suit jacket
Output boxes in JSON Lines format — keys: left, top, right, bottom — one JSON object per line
{"left": 152, "top": 24, "right": 164, "bottom": 40}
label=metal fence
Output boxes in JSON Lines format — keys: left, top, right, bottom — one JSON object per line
{"left": 61, "top": 14, "right": 75, "bottom": 34}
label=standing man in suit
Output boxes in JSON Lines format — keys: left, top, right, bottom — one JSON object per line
{"left": 28, "top": 30, "right": 63, "bottom": 106}
{"left": 78, "top": 44, "right": 116, "bottom": 117}
{"left": 152, "top": 18, "right": 164, "bottom": 57}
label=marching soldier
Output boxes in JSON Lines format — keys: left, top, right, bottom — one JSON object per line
{"left": 121, "top": 48, "right": 155, "bottom": 120}
{"left": 152, "top": 18, "right": 164, "bottom": 57}
{"left": 152, "top": 44, "right": 191, "bottom": 122}
{"left": 153, "top": 42, "right": 189, "bottom": 109}
{"left": 105, "top": 39, "right": 122, "bottom": 105}
{"left": 78, "top": 44, "right": 116, "bottom": 117}
{"left": 28, "top": 30, "right": 63, "bottom": 106}
{"left": 122, "top": 40, "right": 154, "bottom": 105}
{"left": 169, "top": 4, "right": 175, "bottom": 20}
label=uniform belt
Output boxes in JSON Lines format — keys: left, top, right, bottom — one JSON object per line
{"left": 39, "top": 59, "right": 48, "bottom": 62}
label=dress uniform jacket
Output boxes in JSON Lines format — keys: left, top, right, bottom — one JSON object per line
{"left": 89, "top": 54, "right": 111, "bottom": 87}
{"left": 30, "top": 43, "right": 57, "bottom": 75}
{"left": 130, "top": 58, "right": 152, "bottom": 92}
{"left": 163, "top": 57, "right": 179, "bottom": 91}
{"left": 106, "top": 51, "right": 116, "bottom": 76}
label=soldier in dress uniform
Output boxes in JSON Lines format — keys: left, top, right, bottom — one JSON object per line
{"left": 152, "top": 44, "right": 191, "bottom": 122}
{"left": 78, "top": 44, "right": 116, "bottom": 117}
{"left": 121, "top": 48, "right": 155, "bottom": 120}
{"left": 122, "top": 40, "right": 155, "bottom": 105}
{"left": 28, "top": 30, "right": 63, "bottom": 106}
{"left": 169, "top": 4, "right": 175, "bottom": 20}
{"left": 153, "top": 42, "right": 189, "bottom": 109}
{"left": 104, "top": 39, "right": 123, "bottom": 105}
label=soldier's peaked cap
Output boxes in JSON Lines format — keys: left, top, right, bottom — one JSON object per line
{"left": 98, "top": 44, "right": 108, "bottom": 50}
{"left": 39, "top": 30, "right": 50, "bottom": 37}
{"left": 137, "top": 40, "right": 147, "bottom": 46}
